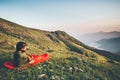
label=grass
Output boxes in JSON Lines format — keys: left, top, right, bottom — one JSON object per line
{"left": 0, "top": 50, "right": 120, "bottom": 80}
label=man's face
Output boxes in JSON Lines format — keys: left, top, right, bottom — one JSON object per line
{"left": 22, "top": 46, "right": 27, "bottom": 51}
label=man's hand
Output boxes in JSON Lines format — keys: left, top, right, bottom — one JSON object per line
{"left": 29, "top": 59, "right": 35, "bottom": 64}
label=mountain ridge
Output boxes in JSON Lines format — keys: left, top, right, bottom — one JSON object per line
{"left": 0, "top": 18, "right": 120, "bottom": 61}
{"left": 79, "top": 31, "right": 120, "bottom": 45}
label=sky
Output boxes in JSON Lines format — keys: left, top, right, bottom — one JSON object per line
{"left": 0, "top": 0, "right": 120, "bottom": 37}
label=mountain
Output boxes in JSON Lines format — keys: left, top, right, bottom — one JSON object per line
{"left": 95, "top": 37, "right": 120, "bottom": 54}
{"left": 0, "top": 18, "right": 120, "bottom": 80}
{"left": 79, "top": 31, "right": 120, "bottom": 45}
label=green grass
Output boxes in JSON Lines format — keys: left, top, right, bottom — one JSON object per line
{"left": 0, "top": 51, "right": 120, "bottom": 80}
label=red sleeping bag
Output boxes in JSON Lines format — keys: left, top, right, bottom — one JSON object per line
{"left": 3, "top": 53, "right": 49, "bottom": 69}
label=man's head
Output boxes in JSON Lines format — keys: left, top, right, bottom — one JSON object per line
{"left": 16, "top": 42, "right": 27, "bottom": 51}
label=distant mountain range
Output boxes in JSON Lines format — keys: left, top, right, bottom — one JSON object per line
{"left": 0, "top": 18, "right": 120, "bottom": 80}
{"left": 95, "top": 37, "right": 120, "bottom": 54}
{"left": 79, "top": 31, "right": 120, "bottom": 45}
{"left": 79, "top": 31, "right": 120, "bottom": 54}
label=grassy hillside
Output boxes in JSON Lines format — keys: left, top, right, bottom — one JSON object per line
{"left": 0, "top": 18, "right": 120, "bottom": 80}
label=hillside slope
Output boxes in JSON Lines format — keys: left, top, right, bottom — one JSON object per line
{"left": 0, "top": 18, "right": 120, "bottom": 80}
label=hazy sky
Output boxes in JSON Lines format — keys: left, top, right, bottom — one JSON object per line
{"left": 0, "top": 0, "right": 120, "bottom": 36}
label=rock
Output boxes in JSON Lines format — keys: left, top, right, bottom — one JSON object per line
{"left": 38, "top": 74, "right": 46, "bottom": 78}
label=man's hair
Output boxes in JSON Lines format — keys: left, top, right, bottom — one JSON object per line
{"left": 16, "top": 42, "right": 27, "bottom": 51}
